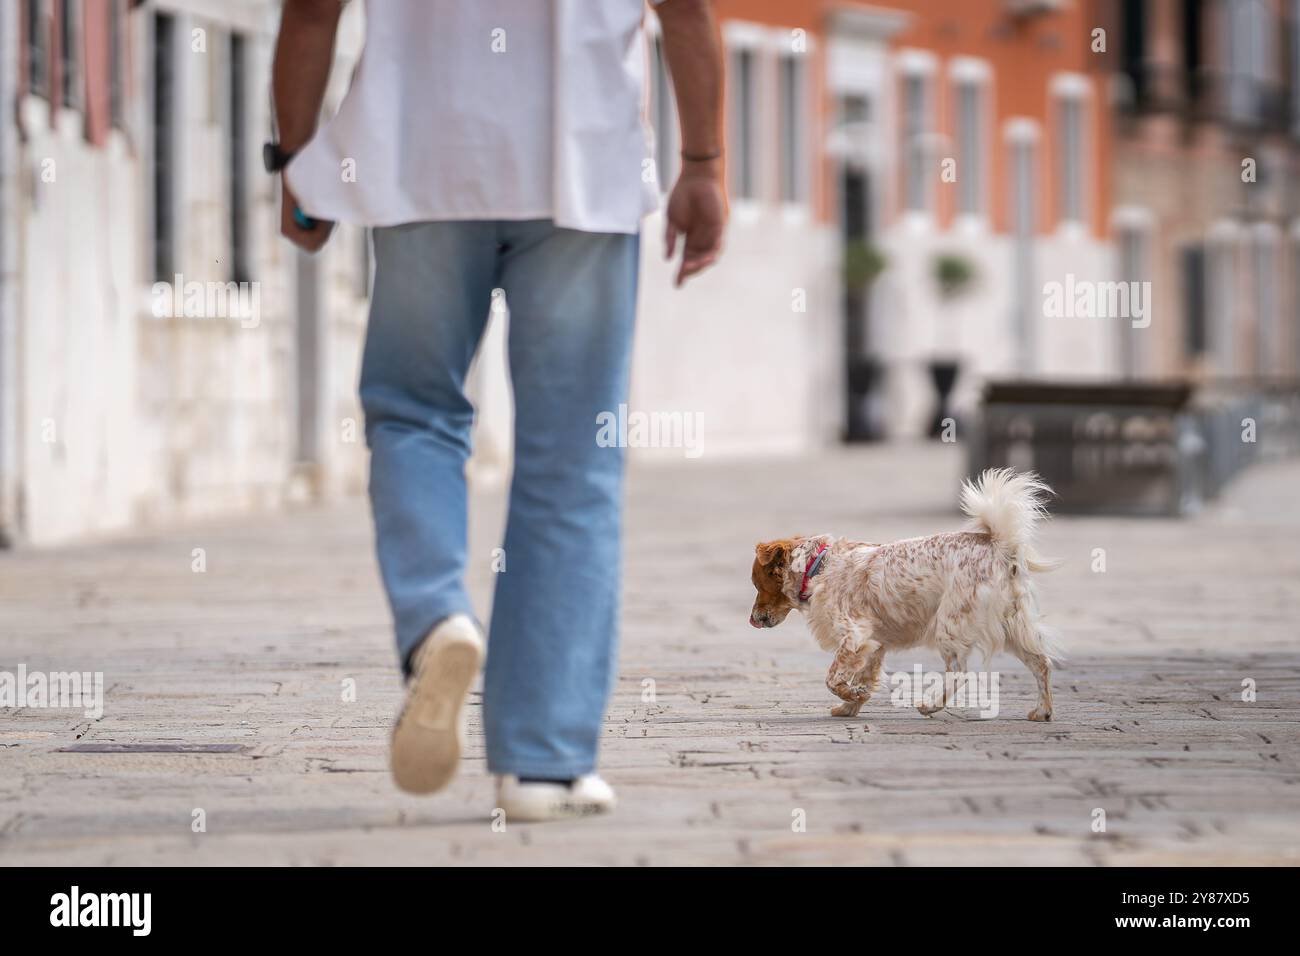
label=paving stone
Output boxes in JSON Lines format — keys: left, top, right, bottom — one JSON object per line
{"left": 1, "top": 443, "right": 1298, "bottom": 865}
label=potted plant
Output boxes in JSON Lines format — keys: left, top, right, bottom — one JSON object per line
{"left": 843, "top": 240, "right": 887, "bottom": 290}
{"left": 933, "top": 252, "right": 977, "bottom": 300}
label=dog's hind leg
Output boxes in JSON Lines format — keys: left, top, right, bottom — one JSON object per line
{"left": 918, "top": 592, "right": 973, "bottom": 717}
{"left": 917, "top": 648, "right": 969, "bottom": 717}
{"left": 827, "top": 634, "right": 884, "bottom": 718}
{"left": 1011, "top": 644, "right": 1053, "bottom": 721}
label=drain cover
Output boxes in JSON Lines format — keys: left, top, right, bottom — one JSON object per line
{"left": 57, "top": 743, "right": 248, "bottom": 754}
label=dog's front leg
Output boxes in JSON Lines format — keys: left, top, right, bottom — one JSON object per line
{"left": 826, "top": 639, "right": 884, "bottom": 718}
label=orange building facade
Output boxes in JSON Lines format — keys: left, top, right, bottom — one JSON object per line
{"left": 643, "top": 0, "right": 1299, "bottom": 443}
{"left": 648, "top": 0, "right": 1120, "bottom": 439}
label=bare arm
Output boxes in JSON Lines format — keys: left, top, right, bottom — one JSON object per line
{"left": 654, "top": 0, "right": 727, "bottom": 286}
{"left": 272, "top": 0, "right": 344, "bottom": 252}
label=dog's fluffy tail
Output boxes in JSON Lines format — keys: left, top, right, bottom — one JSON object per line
{"left": 962, "top": 469, "right": 1064, "bottom": 662}
{"left": 960, "top": 468, "right": 1062, "bottom": 574}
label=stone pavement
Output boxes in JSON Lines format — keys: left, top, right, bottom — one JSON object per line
{"left": 2, "top": 443, "right": 1299, "bottom": 865}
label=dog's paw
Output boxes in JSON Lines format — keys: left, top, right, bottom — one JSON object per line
{"left": 917, "top": 701, "right": 945, "bottom": 717}
{"left": 830, "top": 702, "right": 862, "bottom": 718}
{"left": 1027, "top": 706, "right": 1052, "bottom": 722}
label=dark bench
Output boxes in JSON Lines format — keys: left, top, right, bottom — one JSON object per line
{"left": 967, "top": 381, "right": 1205, "bottom": 516}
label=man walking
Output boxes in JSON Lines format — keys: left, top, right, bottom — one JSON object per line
{"left": 269, "top": 0, "right": 726, "bottom": 820}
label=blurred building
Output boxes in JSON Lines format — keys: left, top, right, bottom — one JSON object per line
{"left": 636, "top": 0, "right": 1300, "bottom": 445}
{"left": 1096, "top": 0, "right": 1300, "bottom": 380}
{"left": 809, "top": 0, "right": 1116, "bottom": 438}
{"left": 499, "top": 0, "right": 1119, "bottom": 459}
{"left": 0, "top": 0, "right": 371, "bottom": 546}
{"left": 2, "top": 0, "right": 1298, "bottom": 546}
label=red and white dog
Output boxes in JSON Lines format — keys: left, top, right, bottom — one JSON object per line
{"left": 749, "top": 469, "right": 1062, "bottom": 720}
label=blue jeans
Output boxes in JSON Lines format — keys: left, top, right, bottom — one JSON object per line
{"left": 360, "top": 220, "right": 639, "bottom": 779}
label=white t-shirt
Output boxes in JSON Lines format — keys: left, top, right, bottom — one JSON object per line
{"left": 286, "top": 0, "right": 662, "bottom": 236}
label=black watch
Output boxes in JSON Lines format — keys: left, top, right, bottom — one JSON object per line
{"left": 263, "top": 141, "right": 297, "bottom": 173}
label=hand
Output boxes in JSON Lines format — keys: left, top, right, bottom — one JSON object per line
{"left": 280, "top": 176, "right": 334, "bottom": 253}
{"left": 664, "top": 159, "right": 727, "bottom": 287}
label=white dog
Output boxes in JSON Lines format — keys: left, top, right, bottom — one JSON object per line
{"left": 749, "top": 469, "right": 1062, "bottom": 720}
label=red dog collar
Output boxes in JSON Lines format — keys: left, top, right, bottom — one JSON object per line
{"left": 798, "top": 543, "right": 829, "bottom": 603}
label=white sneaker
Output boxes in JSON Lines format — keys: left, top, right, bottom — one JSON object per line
{"left": 390, "top": 614, "right": 484, "bottom": 794}
{"left": 495, "top": 774, "right": 617, "bottom": 822}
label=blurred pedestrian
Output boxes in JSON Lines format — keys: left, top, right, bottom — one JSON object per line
{"left": 268, "top": 0, "right": 726, "bottom": 820}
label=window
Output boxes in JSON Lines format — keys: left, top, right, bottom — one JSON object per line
{"left": 153, "top": 12, "right": 176, "bottom": 282}
{"left": 1292, "top": 0, "right": 1300, "bottom": 136}
{"left": 1120, "top": 0, "right": 1148, "bottom": 107}
{"left": 1181, "top": 244, "right": 1208, "bottom": 359}
{"left": 1293, "top": 231, "right": 1300, "bottom": 374}
{"left": 728, "top": 46, "right": 759, "bottom": 200}
{"left": 651, "top": 34, "right": 679, "bottom": 192}
{"left": 900, "top": 71, "right": 931, "bottom": 212}
{"left": 1009, "top": 129, "right": 1037, "bottom": 236}
{"left": 1252, "top": 226, "right": 1279, "bottom": 375}
{"left": 1206, "top": 223, "right": 1241, "bottom": 374}
{"left": 1007, "top": 120, "right": 1038, "bottom": 374}
{"left": 229, "top": 32, "right": 250, "bottom": 283}
{"left": 27, "top": 0, "right": 48, "bottom": 97}
{"left": 1117, "top": 222, "right": 1150, "bottom": 378}
{"left": 1226, "top": 0, "right": 1273, "bottom": 125}
{"left": 958, "top": 84, "right": 982, "bottom": 215}
{"left": 777, "top": 51, "right": 807, "bottom": 204}
{"left": 60, "top": 0, "right": 80, "bottom": 109}
{"left": 1182, "top": 0, "right": 1204, "bottom": 106}
{"left": 951, "top": 60, "right": 989, "bottom": 220}
{"left": 1057, "top": 98, "right": 1082, "bottom": 223}
{"left": 109, "top": 0, "right": 124, "bottom": 128}
{"left": 1053, "top": 76, "right": 1089, "bottom": 227}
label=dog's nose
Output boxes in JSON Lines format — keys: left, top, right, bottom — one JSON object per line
{"left": 750, "top": 611, "right": 765, "bottom": 628}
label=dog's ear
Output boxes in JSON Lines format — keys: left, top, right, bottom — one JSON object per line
{"left": 755, "top": 539, "right": 792, "bottom": 572}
